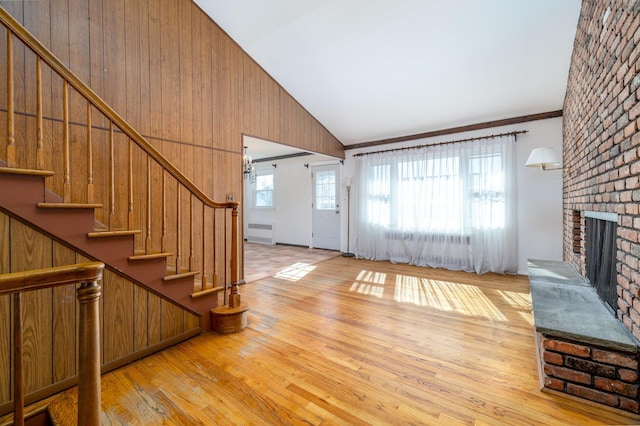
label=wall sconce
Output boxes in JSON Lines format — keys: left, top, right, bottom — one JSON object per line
{"left": 525, "top": 147, "right": 562, "bottom": 171}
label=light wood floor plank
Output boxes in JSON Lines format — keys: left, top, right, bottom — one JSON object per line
{"left": 49, "top": 256, "right": 640, "bottom": 424}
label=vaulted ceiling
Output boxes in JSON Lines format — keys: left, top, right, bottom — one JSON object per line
{"left": 194, "top": 0, "right": 581, "bottom": 148}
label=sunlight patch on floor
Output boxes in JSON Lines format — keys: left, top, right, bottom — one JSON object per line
{"left": 496, "top": 289, "right": 532, "bottom": 311}
{"left": 349, "top": 269, "right": 387, "bottom": 297}
{"left": 274, "top": 262, "right": 316, "bottom": 281}
{"left": 394, "top": 275, "right": 507, "bottom": 321}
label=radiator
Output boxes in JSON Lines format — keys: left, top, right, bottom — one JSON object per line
{"left": 246, "top": 222, "right": 275, "bottom": 245}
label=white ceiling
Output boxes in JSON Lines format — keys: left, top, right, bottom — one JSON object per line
{"left": 195, "top": 0, "right": 581, "bottom": 152}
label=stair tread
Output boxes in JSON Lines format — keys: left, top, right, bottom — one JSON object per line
{"left": 37, "top": 202, "right": 103, "bottom": 209}
{"left": 191, "top": 286, "right": 224, "bottom": 298}
{"left": 0, "top": 166, "right": 54, "bottom": 177}
{"left": 128, "top": 252, "right": 173, "bottom": 261}
{"left": 164, "top": 270, "right": 200, "bottom": 281}
{"left": 88, "top": 229, "right": 142, "bottom": 238}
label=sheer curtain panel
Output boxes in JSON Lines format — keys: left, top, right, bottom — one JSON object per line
{"left": 353, "top": 135, "right": 517, "bottom": 274}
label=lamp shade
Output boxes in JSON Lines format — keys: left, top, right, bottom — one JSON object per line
{"left": 525, "top": 147, "right": 561, "bottom": 171}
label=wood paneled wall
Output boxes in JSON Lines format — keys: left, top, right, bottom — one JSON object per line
{"left": 1, "top": 0, "right": 344, "bottom": 202}
{"left": 0, "top": 211, "right": 199, "bottom": 413}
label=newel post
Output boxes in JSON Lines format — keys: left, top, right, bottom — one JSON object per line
{"left": 76, "top": 279, "right": 101, "bottom": 426}
{"left": 229, "top": 206, "right": 240, "bottom": 308}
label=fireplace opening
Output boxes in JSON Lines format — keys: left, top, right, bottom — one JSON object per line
{"left": 585, "top": 214, "right": 617, "bottom": 313}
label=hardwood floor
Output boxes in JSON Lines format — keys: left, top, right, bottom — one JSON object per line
{"left": 243, "top": 242, "right": 340, "bottom": 283}
{"left": 49, "top": 256, "right": 638, "bottom": 424}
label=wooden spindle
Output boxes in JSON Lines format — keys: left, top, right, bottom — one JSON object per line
{"left": 175, "top": 186, "right": 181, "bottom": 273}
{"left": 146, "top": 156, "right": 152, "bottom": 253}
{"left": 6, "top": 31, "right": 15, "bottom": 167}
{"left": 86, "top": 103, "right": 94, "bottom": 203}
{"left": 201, "top": 205, "right": 207, "bottom": 289}
{"left": 13, "top": 293, "right": 24, "bottom": 426}
{"left": 108, "top": 122, "right": 115, "bottom": 229}
{"left": 127, "top": 139, "right": 134, "bottom": 230}
{"left": 76, "top": 279, "right": 102, "bottom": 426}
{"left": 36, "top": 57, "right": 44, "bottom": 171}
{"left": 189, "top": 196, "right": 194, "bottom": 272}
{"left": 62, "top": 80, "right": 70, "bottom": 202}
{"left": 161, "top": 172, "right": 167, "bottom": 252}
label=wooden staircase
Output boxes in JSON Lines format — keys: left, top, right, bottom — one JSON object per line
{"left": 0, "top": 166, "right": 223, "bottom": 329}
{"left": 0, "top": 5, "right": 247, "bottom": 425}
{"left": 0, "top": 6, "right": 244, "bottom": 329}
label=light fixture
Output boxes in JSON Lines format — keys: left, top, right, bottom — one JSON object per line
{"left": 525, "top": 147, "right": 562, "bottom": 171}
{"left": 243, "top": 146, "right": 256, "bottom": 183}
{"left": 342, "top": 177, "right": 355, "bottom": 258}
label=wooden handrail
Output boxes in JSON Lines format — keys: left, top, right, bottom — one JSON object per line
{"left": 0, "top": 262, "right": 104, "bottom": 294}
{"left": 0, "top": 7, "right": 237, "bottom": 211}
{"left": 0, "top": 262, "right": 104, "bottom": 426}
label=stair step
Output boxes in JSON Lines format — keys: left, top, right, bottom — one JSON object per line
{"left": 163, "top": 270, "right": 200, "bottom": 282}
{"left": 37, "top": 202, "right": 103, "bottom": 209}
{"left": 88, "top": 229, "right": 142, "bottom": 238}
{"left": 0, "top": 167, "right": 54, "bottom": 177}
{"left": 191, "top": 286, "right": 224, "bottom": 299}
{"left": 128, "top": 252, "right": 173, "bottom": 261}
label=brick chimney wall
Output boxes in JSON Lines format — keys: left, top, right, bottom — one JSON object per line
{"left": 563, "top": 1, "right": 640, "bottom": 339}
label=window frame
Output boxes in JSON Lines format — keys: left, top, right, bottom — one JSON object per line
{"left": 253, "top": 168, "right": 275, "bottom": 209}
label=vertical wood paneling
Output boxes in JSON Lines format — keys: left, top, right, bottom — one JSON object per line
{"left": 198, "top": 9, "right": 213, "bottom": 195}
{"left": 0, "top": 213, "right": 9, "bottom": 405}
{"left": 133, "top": 285, "right": 148, "bottom": 352}
{"left": 0, "top": 291, "right": 8, "bottom": 405}
{"left": 147, "top": 291, "right": 162, "bottom": 346}
{"left": 102, "top": 270, "right": 133, "bottom": 364}
{"left": 10, "top": 219, "right": 53, "bottom": 394}
{"left": 124, "top": 0, "right": 141, "bottom": 134}
{"left": 147, "top": 0, "right": 162, "bottom": 138}
{"left": 67, "top": 0, "right": 90, "bottom": 123}
{"left": 179, "top": 0, "right": 193, "bottom": 152}
{"left": 216, "top": 30, "right": 230, "bottom": 152}
{"left": 101, "top": 0, "right": 125, "bottom": 115}
{"left": 184, "top": 311, "right": 199, "bottom": 330}
{"left": 52, "top": 242, "right": 77, "bottom": 382}
{"left": 160, "top": 300, "right": 183, "bottom": 341}
{"left": 138, "top": 0, "right": 151, "bottom": 137}
{"left": 160, "top": 0, "right": 180, "bottom": 143}
{"left": 87, "top": 0, "right": 106, "bottom": 128}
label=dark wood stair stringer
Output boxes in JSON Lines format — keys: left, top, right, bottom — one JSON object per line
{"left": 0, "top": 168, "right": 217, "bottom": 330}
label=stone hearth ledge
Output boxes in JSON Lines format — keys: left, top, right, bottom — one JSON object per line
{"left": 528, "top": 259, "right": 638, "bottom": 353}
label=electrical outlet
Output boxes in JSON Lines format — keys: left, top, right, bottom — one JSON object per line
{"left": 226, "top": 193, "right": 234, "bottom": 202}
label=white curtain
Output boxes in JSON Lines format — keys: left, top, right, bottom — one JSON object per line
{"left": 353, "top": 135, "right": 517, "bottom": 274}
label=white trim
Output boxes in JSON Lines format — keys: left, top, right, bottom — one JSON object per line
{"left": 584, "top": 211, "right": 618, "bottom": 222}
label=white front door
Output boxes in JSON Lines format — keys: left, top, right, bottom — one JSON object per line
{"left": 312, "top": 164, "right": 340, "bottom": 250}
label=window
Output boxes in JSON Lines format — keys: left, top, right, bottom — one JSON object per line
{"left": 254, "top": 170, "right": 274, "bottom": 208}
{"left": 362, "top": 152, "right": 505, "bottom": 233}
{"left": 354, "top": 135, "right": 517, "bottom": 274}
{"left": 315, "top": 170, "right": 336, "bottom": 210}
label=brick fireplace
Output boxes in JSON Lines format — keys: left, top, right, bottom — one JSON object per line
{"left": 563, "top": 0, "right": 640, "bottom": 343}
{"left": 548, "top": 0, "right": 640, "bottom": 413}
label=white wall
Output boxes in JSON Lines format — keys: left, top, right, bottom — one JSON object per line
{"left": 243, "top": 154, "right": 341, "bottom": 247}
{"left": 341, "top": 117, "right": 564, "bottom": 275}
{"left": 244, "top": 117, "right": 564, "bottom": 274}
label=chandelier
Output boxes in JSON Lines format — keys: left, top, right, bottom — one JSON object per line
{"left": 243, "top": 146, "right": 256, "bottom": 183}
